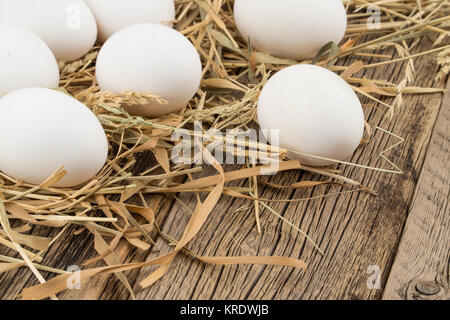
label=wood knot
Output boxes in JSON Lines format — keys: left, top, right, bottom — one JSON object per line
{"left": 415, "top": 281, "right": 441, "bottom": 296}
{"left": 406, "top": 280, "right": 447, "bottom": 300}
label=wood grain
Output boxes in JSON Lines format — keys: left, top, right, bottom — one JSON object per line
{"left": 0, "top": 39, "right": 447, "bottom": 300}
{"left": 382, "top": 80, "right": 449, "bottom": 300}
{"left": 131, "top": 39, "right": 447, "bottom": 300}
{"left": 0, "top": 153, "right": 180, "bottom": 300}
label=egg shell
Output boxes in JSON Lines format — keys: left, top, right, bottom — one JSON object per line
{"left": 85, "top": 0, "right": 175, "bottom": 43}
{"left": 0, "top": 26, "right": 59, "bottom": 96}
{"left": 96, "top": 23, "right": 202, "bottom": 118}
{"left": 0, "top": 88, "right": 108, "bottom": 187}
{"left": 0, "top": 0, "right": 97, "bottom": 61}
{"left": 257, "top": 64, "right": 364, "bottom": 167}
{"left": 234, "top": 0, "right": 347, "bottom": 60}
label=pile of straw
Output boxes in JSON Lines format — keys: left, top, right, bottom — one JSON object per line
{"left": 0, "top": 0, "right": 448, "bottom": 300}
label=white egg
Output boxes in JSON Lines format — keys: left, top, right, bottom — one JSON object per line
{"left": 85, "top": 0, "right": 175, "bottom": 43}
{"left": 234, "top": 0, "right": 347, "bottom": 60}
{"left": 0, "top": 88, "right": 108, "bottom": 187}
{"left": 0, "top": 0, "right": 97, "bottom": 61}
{"left": 96, "top": 23, "right": 202, "bottom": 118}
{"left": 258, "top": 65, "right": 364, "bottom": 167}
{"left": 0, "top": 26, "right": 59, "bottom": 97}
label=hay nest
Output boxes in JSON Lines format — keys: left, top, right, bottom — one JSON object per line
{"left": 0, "top": 0, "right": 449, "bottom": 300}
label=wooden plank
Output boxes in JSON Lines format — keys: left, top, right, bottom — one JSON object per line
{"left": 382, "top": 80, "right": 450, "bottom": 300}
{"left": 0, "top": 40, "right": 446, "bottom": 300}
{"left": 59, "top": 193, "right": 176, "bottom": 300}
{"left": 0, "top": 153, "right": 178, "bottom": 300}
{"left": 132, "top": 39, "right": 447, "bottom": 300}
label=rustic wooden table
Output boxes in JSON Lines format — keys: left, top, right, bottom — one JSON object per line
{"left": 0, "top": 38, "right": 448, "bottom": 300}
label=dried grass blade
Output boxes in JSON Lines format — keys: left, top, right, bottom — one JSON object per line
{"left": 93, "top": 231, "right": 136, "bottom": 299}
{"left": 153, "top": 160, "right": 302, "bottom": 193}
{"left": 140, "top": 149, "right": 225, "bottom": 288}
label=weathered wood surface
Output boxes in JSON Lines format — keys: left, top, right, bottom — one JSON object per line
{"left": 382, "top": 80, "right": 449, "bottom": 300}
{"left": 0, "top": 39, "right": 448, "bottom": 300}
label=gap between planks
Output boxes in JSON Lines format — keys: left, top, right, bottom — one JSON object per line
{"left": 382, "top": 78, "right": 450, "bottom": 300}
